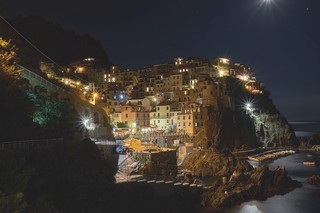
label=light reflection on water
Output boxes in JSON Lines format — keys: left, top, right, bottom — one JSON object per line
{"left": 225, "top": 153, "right": 320, "bottom": 213}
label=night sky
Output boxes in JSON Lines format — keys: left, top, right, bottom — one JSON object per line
{"left": 1, "top": 0, "right": 320, "bottom": 121}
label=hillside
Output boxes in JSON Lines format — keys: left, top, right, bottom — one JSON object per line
{"left": 0, "top": 16, "right": 111, "bottom": 70}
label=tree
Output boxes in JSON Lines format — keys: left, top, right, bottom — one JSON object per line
{"left": 0, "top": 37, "right": 17, "bottom": 73}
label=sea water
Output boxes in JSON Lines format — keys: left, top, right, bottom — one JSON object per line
{"left": 289, "top": 121, "right": 320, "bottom": 138}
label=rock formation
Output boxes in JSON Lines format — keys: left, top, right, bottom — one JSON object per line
{"left": 201, "top": 166, "right": 302, "bottom": 208}
{"left": 182, "top": 148, "right": 252, "bottom": 177}
{"left": 307, "top": 175, "right": 320, "bottom": 187}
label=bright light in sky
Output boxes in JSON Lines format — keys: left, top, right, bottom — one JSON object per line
{"left": 262, "top": 0, "right": 273, "bottom": 4}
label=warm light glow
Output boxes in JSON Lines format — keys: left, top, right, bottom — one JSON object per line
{"left": 220, "top": 58, "right": 230, "bottom": 64}
{"left": 241, "top": 75, "right": 249, "bottom": 81}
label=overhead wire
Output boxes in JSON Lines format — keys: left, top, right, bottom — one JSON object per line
{"left": 0, "top": 15, "right": 91, "bottom": 84}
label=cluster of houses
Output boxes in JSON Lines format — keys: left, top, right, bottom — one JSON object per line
{"left": 45, "top": 57, "right": 263, "bottom": 136}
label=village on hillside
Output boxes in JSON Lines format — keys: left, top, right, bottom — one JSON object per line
{"left": 41, "top": 57, "right": 263, "bottom": 139}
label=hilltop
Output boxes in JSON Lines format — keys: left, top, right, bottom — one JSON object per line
{"left": 0, "top": 16, "right": 111, "bottom": 70}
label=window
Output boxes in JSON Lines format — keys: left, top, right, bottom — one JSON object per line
{"left": 93, "top": 112, "right": 99, "bottom": 124}
{"left": 166, "top": 106, "right": 169, "bottom": 110}
{"left": 167, "top": 120, "right": 169, "bottom": 123}
{"left": 126, "top": 114, "right": 128, "bottom": 118}
{"left": 195, "top": 122, "right": 198, "bottom": 127}
{"left": 158, "top": 120, "right": 160, "bottom": 123}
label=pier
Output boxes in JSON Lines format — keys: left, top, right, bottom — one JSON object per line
{"left": 247, "top": 149, "right": 296, "bottom": 162}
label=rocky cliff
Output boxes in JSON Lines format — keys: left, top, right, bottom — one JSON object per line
{"left": 191, "top": 77, "right": 297, "bottom": 150}
{"left": 201, "top": 166, "right": 301, "bottom": 209}
{"left": 307, "top": 175, "right": 320, "bottom": 187}
{"left": 247, "top": 90, "right": 298, "bottom": 147}
{"left": 182, "top": 148, "right": 252, "bottom": 177}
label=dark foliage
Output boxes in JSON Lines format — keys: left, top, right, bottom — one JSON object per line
{"left": 0, "top": 71, "right": 44, "bottom": 142}
{"left": 0, "top": 16, "right": 111, "bottom": 69}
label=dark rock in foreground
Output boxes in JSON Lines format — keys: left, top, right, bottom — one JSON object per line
{"left": 307, "top": 175, "right": 320, "bottom": 187}
{"left": 201, "top": 166, "right": 302, "bottom": 209}
{"left": 182, "top": 148, "right": 253, "bottom": 177}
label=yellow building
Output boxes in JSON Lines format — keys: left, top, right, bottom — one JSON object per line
{"left": 150, "top": 101, "right": 180, "bottom": 131}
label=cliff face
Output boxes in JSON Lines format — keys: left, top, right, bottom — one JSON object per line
{"left": 182, "top": 148, "right": 252, "bottom": 177}
{"left": 0, "top": 16, "right": 111, "bottom": 69}
{"left": 245, "top": 89, "right": 297, "bottom": 147}
{"left": 191, "top": 78, "right": 296, "bottom": 150}
{"left": 252, "top": 112, "right": 297, "bottom": 147}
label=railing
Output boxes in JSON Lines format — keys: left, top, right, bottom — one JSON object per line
{"left": 19, "top": 66, "right": 67, "bottom": 93}
{"left": 141, "top": 132, "right": 188, "bottom": 138}
{"left": 0, "top": 138, "right": 63, "bottom": 151}
{"left": 95, "top": 141, "right": 117, "bottom": 145}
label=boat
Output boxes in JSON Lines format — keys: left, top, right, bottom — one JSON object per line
{"left": 303, "top": 161, "right": 315, "bottom": 166}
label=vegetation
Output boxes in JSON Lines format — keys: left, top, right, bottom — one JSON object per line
{"left": 0, "top": 16, "right": 111, "bottom": 70}
{"left": 0, "top": 37, "right": 79, "bottom": 141}
{"left": 0, "top": 37, "right": 17, "bottom": 72}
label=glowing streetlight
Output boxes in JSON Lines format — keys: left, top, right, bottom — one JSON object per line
{"left": 245, "top": 103, "right": 252, "bottom": 111}
{"left": 83, "top": 118, "right": 89, "bottom": 126}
